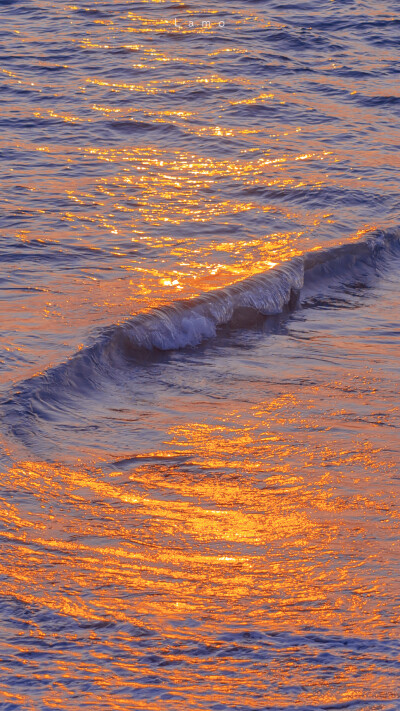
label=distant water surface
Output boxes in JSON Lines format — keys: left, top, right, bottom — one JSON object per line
{"left": 0, "top": 1, "right": 399, "bottom": 709}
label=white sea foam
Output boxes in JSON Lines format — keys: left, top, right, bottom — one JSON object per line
{"left": 115, "top": 256, "right": 305, "bottom": 351}
{"left": 3, "top": 228, "right": 400, "bottom": 444}
{"left": 110, "top": 228, "right": 400, "bottom": 353}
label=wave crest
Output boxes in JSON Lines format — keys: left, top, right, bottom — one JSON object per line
{"left": 2, "top": 228, "right": 400, "bottom": 447}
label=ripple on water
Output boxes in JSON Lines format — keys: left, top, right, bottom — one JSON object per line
{"left": 0, "top": 0, "right": 400, "bottom": 708}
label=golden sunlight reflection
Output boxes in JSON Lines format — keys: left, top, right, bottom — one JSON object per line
{"left": 1, "top": 408, "right": 399, "bottom": 707}
{"left": 1, "top": 2, "right": 400, "bottom": 707}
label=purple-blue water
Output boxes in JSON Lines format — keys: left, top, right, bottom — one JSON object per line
{"left": 0, "top": 1, "right": 400, "bottom": 709}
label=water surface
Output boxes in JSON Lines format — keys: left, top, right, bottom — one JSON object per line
{"left": 0, "top": 1, "right": 400, "bottom": 708}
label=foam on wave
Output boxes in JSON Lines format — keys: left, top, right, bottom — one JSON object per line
{"left": 2, "top": 228, "right": 400, "bottom": 442}
{"left": 110, "top": 255, "right": 304, "bottom": 353}
{"left": 106, "top": 227, "right": 400, "bottom": 353}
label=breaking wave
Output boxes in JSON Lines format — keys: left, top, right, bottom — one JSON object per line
{"left": 2, "top": 227, "right": 400, "bottom": 444}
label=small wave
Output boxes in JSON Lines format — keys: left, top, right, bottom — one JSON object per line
{"left": 2, "top": 228, "right": 400, "bottom": 444}
{"left": 107, "top": 227, "right": 399, "bottom": 354}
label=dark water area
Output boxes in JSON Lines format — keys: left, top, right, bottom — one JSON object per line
{"left": 0, "top": 1, "right": 399, "bottom": 709}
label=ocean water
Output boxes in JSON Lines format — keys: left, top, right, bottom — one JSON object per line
{"left": 0, "top": 1, "right": 400, "bottom": 709}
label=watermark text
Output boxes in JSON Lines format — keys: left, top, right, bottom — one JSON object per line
{"left": 173, "top": 18, "right": 225, "bottom": 30}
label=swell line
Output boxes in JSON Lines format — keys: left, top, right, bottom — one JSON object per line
{"left": 2, "top": 227, "right": 400, "bottom": 448}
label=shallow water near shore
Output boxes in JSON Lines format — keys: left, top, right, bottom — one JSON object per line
{"left": 1, "top": 1, "right": 400, "bottom": 709}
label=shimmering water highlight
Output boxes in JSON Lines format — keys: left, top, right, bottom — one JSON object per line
{"left": 0, "top": 1, "right": 400, "bottom": 709}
